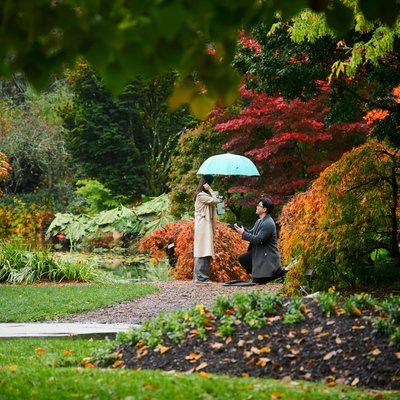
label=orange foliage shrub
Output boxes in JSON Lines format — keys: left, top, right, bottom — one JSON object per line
{"left": 0, "top": 200, "right": 54, "bottom": 241}
{"left": 139, "top": 220, "right": 248, "bottom": 282}
{"left": 279, "top": 139, "right": 399, "bottom": 294}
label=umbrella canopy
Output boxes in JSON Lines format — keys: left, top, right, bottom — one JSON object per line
{"left": 197, "top": 153, "right": 260, "bottom": 176}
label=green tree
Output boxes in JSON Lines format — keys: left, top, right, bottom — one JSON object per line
{"left": 0, "top": 79, "right": 74, "bottom": 195}
{"left": 119, "top": 73, "right": 197, "bottom": 196}
{"left": 64, "top": 65, "right": 196, "bottom": 197}
{"left": 62, "top": 65, "right": 146, "bottom": 197}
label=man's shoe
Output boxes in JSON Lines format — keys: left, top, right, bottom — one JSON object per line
{"left": 193, "top": 280, "right": 212, "bottom": 285}
{"left": 278, "top": 269, "right": 287, "bottom": 284}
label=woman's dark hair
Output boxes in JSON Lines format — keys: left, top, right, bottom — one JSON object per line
{"left": 204, "top": 175, "right": 214, "bottom": 185}
{"left": 194, "top": 175, "right": 214, "bottom": 199}
{"left": 259, "top": 197, "right": 274, "bottom": 214}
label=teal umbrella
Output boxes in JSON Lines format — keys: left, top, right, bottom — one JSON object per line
{"left": 197, "top": 153, "right": 260, "bottom": 176}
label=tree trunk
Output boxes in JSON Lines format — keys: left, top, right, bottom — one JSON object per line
{"left": 389, "top": 166, "right": 400, "bottom": 264}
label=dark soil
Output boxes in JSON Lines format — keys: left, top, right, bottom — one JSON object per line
{"left": 110, "top": 298, "right": 400, "bottom": 390}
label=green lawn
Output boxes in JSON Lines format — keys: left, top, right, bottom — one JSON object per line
{"left": 0, "top": 338, "right": 396, "bottom": 400}
{"left": 0, "top": 283, "right": 158, "bottom": 322}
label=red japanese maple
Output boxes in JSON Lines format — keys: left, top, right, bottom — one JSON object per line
{"left": 214, "top": 84, "right": 368, "bottom": 205}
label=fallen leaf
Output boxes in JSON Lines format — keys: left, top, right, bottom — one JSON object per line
{"left": 198, "top": 371, "right": 209, "bottom": 378}
{"left": 63, "top": 350, "right": 73, "bottom": 356}
{"left": 256, "top": 357, "right": 270, "bottom": 367}
{"left": 36, "top": 347, "right": 46, "bottom": 356}
{"left": 315, "top": 332, "right": 330, "bottom": 338}
{"left": 258, "top": 334, "right": 270, "bottom": 340}
{"left": 225, "top": 336, "right": 232, "bottom": 345}
{"left": 112, "top": 360, "right": 124, "bottom": 368}
{"left": 336, "top": 307, "right": 346, "bottom": 315}
{"left": 210, "top": 342, "right": 223, "bottom": 350}
{"left": 300, "top": 328, "right": 309, "bottom": 334}
{"left": 251, "top": 346, "right": 261, "bottom": 355}
{"left": 243, "top": 351, "right": 252, "bottom": 358}
{"left": 327, "top": 381, "right": 336, "bottom": 387}
{"left": 323, "top": 351, "right": 336, "bottom": 360}
{"left": 246, "top": 358, "right": 255, "bottom": 366}
{"left": 237, "top": 339, "right": 246, "bottom": 347}
{"left": 290, "top": 348, "right": 301, "bottom": 355}
{"left": 313, "top": 326, "right": 323, "bottom": 334}
{"left": 351, "top": 377, "right": 360, "bottom": 386}
{"left": 195, "top": 362, "right": 208, "bottom": 371}
{"left": 259, "top": 347, "right": 271, "bottom": 353}
{"left": 143, "top": 381, "right": 159, "bottom": 390}
{"left": 369, "top": 347, "right": 381, "bottom": 356}
{"left": 188, "top": 330, "right": 200, "bottom": 338}
{"left": 8, "top": 365, "right": 17, "bottom": 373}
{"left": 394, "top": 352, "right": 400, "bottom": 359}
{"left": 335, "top": 337, "right": 342, "bottom": 344}
{"left": 223, "top": 358, "right": 237, "bottom": 363}
{"left": 159, "top": 346, "right": 171, "bottom": 355}
{"left": 352, "top": 307, "right": 362, "bottom": 316}
{"left": 271, "top": 392, "right": 284, "bottom": 399}
{"left": 326, "top": 320, "right": 335, "bottom": 326}
{"left": 185, "top": 353, "right": 202, "bottom": 363}
{"left": 351, "top": 325, "right": 366, "bottom": 330}
{"left": 185, "top": 367, "right": 195, "bottom": 374}
{"left": 84, "top": 362, "right": 96, "bottom": 369}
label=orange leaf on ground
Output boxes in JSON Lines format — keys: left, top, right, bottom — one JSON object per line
{"left": 36, "top": 347, "right": 46, "bottom": 356}
{"left": 260, "top": 347, "right": 271, "bottom": 353}
{"left": 8, "top": 365, "right": 17, "bottom": 373}
{"left": 63, "top": 350, "right": 73, "bottom": 356}
{"left": 195, "top": 362, "right": 208, "bottom": 371}
{"left": 352, "top": 307, "right": 362, "bottom": 316}
{"left": 351, "top": 377, "right": 360, "bottom": 386}
{"left": 198, "top": 371, "right": 209, "bottom": 378}
{"left": 323, "top": 351, "right": 336, "bottom": 360}
{"left": 112, "top": 360, "right": 124, "bottom": 368}
{"left": 159, "top": 346, "right": 171, "bottom": 355}
{"left": 209, "top": 342, "right": 223, "bottom": 349}
{"left": 185, "top": 353, "right": 203, "bottom": 363}
{"left": 369, "top": 347, "right": 381, "bottom": 356}
{"left": 256, "top": 357, "right": 270, "bottom": 367}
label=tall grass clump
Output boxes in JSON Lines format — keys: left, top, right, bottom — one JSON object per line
{"left": 0, "top": 242, "right": 110, "bottom": 283}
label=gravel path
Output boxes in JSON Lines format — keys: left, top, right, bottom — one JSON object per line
{"left": 61, "top": 280, "right": 282, "bottom": 324}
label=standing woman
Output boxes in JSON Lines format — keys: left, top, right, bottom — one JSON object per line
{"left": 193, "top": 174, "right": 220, "bottom": 284}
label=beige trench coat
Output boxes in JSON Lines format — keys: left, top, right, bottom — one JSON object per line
{"left": 193, "top": 190, "right": 220, "bottom": 258}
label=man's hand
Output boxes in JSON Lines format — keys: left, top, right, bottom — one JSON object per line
{"left": 234, "top": 223, "right": 244, "bottom": 234}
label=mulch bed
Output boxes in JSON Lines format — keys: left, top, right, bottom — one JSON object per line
{"left": 109, "top": 298, "right": 400, "bottom": 390}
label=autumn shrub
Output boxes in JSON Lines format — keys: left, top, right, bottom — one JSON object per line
{"left": 0, "top": 198, "right": 54, "bottom": 242}
{"left": 139, "top": 220, "right": 248, "bottom": 282}
{"left": 280, "top": 139, "right": 400, "bottom": 294}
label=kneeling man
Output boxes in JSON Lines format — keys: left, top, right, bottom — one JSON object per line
{"left": 234, "top": 198, "right": 284, "bottom": 284}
